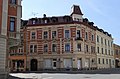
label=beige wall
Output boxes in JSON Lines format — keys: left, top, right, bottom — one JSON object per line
{"left": 96, "top": 30, "right": 115, "bottom": 68}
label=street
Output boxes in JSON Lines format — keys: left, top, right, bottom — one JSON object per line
{"left": 9, "top": 68, "right": 120, "bottom": 79}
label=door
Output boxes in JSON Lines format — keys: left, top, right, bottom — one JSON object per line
{"left": 53, "top": 59, "right": 57, "bottom": 69}
{"left": 77, "top": 58, "right": 82, "bottom": 69}
{"left": 30, "top": 59, "right": 38, "bottom": 71}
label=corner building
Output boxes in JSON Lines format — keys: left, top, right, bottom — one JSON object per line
{"left": 0, "top": 0, "right": 22, "bottom": 78}
{"left": 25, "top": 5, "right": 97, "bottom": 71}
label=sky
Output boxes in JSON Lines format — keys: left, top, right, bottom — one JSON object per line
{"left": 22, "top": 0, "right": 120, "bottom": 45}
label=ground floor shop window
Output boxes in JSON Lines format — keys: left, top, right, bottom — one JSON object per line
{"left": 64, "top": 59, "right": 72, "bottom": 69}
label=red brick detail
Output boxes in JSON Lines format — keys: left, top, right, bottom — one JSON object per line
{"left": 57, "top": 39, "right": 60, "bottom": 54}
{"left": 37, "top": 29, "right": 42, "bottom": 39}
{"left": 38, "top": 42, "right": 43, "bottom": 54}
{"left": 48, "top": 42, "right": 52, "bottom": 54}
{"left": 62, "top": 40, "right": 64, "bottom": 53}
{"left": 82, "top": 28, "right": 85, "bottom": 38}
{"left": 49, "top": 27, "right": 51, "bottom": 39}
{"left": 71, "top": 41, "right": 73, "bottom": 53}
{"left": 58, "top": 27, "right": 64, "bottom": 38}
{"left": 70, "top": 27, "right": 76, "bottom": 38}
{"left": 27, "top": 31, "right": 30, "bottom": 40}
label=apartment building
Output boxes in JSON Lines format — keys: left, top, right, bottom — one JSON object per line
{"left": 23, "top": 5, "right": 97, "bottom": 71}
{"left": 114, "top": 44, "right": 120, "bottom": 68}
{"left": 96, "top": 27, "right": 115, "bottom": 69}
{"left": 0, "top": 0, "right": 22, "bottom": 77}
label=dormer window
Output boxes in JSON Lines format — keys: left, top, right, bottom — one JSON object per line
{"left": 77, "top": 18, "right": 80, "bottom": 21}
{"left": 45, "top": 20, "right": 47, "bottom": 23}
{"left": 32, "top": 20, "right": 36, "bottom": 24}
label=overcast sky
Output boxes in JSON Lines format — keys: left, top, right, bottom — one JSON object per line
{"left": 22, "top": 0, "right": 120, "bottom": 45}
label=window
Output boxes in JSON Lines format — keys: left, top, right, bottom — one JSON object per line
{"left": 116, "top": 50, "right": 118, "bottom": 55}
{"left": 92, "top": 34, "right": 94, "bottom": 41}
{"left": 77, "top": 43, "right": 81, "bottom": 51}
{"left": 86, "top": 45, "right": 88, "bottom": 52}
{"left": 52, "top": 31, "right": 56, "bottom": 39}
{"left": 97, "top": 47, "right": 99, "bottom": 53}
{"left": 44, "top": 59, "right": 52, "bottom": 68}
{"left": 111, "top": 51, "right": 113, "bottom": 56}
{"left": 101, "top": 48, "right": 103, "bottom": 54}
{"left": 44, "top": 44, "right": 48, "bottom": 52}
{"left": 10, "top": 0, "right": 16, "bottom": 4}
{"left": 108, "top": 50, "right": 110, "bottom": 55}
{"left": 77, "top": 30, "right": 81, "bottom": 38}
{"left": 97, "top": 35, "right": 99, "bottom": 42}
{"left": 102, "top": 58, "right": 104, "bottom": 64}
{"left": 34, "top": 45, "right": 37, "bottom": 53}
{"left": 44, "top": 31, "right": 48, "bottom": 39}
{"left": 91, "top": 46, "right": 95, "bottom": 54}
{"left": 52, "top": 44, "right": 57, "bottom": 52}
{"left": 64, "top": 59, "right": 72, "bottom": 68}
{"left": 91, "top": 46, "right": 93, "bottom": 53}
{"left": 19, "top": 49, "right": 21, "bottom": 53}
{"left": 31, "top": 32, "right": 36, "bottom": 39}
{"left": 10, "top": 17, "right": 15, "bottom": 32}
{"left": 106, "top": 59, "right": 108, "bottom": 64}
{"left": 65, "top": 30, "right": 70, "bottom": 38}
{"left": 30, "top": 45, "right": 37, "bottom": 53}
{"left": 85, "top": 32, "right": 88, "bottom": 40}
{"left": 65, "top": 43, "right": 70, "bottom": 52}
{"left": 32, "top": 20, "right": 36, "bottom": 24}
{"left": 108, "top": 40, "right": 110, "bottom": 46}
{"left": 111, "top": 41, "right": 113, "bottom": 47}
{"left": 105, "top": 39, "right": 107, "bottom": 45}
{"left": 112, "top": 60, "right": 114, "bottom": 65}
{"left": 45, "top": 20, "right": 47, "bottom": 23}
{"left": 30, "top": 45, "right": 33, "bottom": 53}
{"left": 101, "top": 37, "right": 103, "bottom": 44}
{"left": 105, "top": 49, "right": 107, "bottom": 55}
{"left": 98, "top": 58, "right": 100, "bottom": 64}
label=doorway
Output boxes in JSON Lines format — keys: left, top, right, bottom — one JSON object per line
{"left": 77, "top": 58, "right": 82, "bottom": 69}
{"left": 53, "top": 59, "right": 57, "bottom": 69}
{"left": 30, "top": 59, "right": 38, "bottom": 71}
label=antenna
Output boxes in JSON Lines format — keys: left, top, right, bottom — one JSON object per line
{"left": 32, "top": 12, "right": 38, "bottom": 17}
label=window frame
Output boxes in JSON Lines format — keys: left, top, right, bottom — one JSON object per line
{"left": 10, "top": 0, "right": 17, "bottom": 4}
{"left": 65, "top": 30, "right": 70, "bottom": 38}
{"left": 65, "top": 43, "right": 70, "bottom": 52}
{"left": 10, "top": 17, "right": 15, "bottom": 32}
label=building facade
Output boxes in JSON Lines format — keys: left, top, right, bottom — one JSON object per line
{"left": 0, "top": 0, "right": 22, "bottom": 77}
{"left": 114, "top": 44, "right": 120, "bottom": 68}
{"left": 9, "top": 5, "right": 115, "bottom": 72}
{"left": 23, "top": 5, "right": 97, "bottom": 71}
{"left": 96, "top": 27, "right": 115, "bottom": 69}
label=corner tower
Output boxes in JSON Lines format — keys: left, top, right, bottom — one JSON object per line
{"left": 71, "top": 5, "right": 83, "bottom": 22}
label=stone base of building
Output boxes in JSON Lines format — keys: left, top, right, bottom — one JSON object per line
{"left": 0, "top": 72, "right": 8, "bottom": 79}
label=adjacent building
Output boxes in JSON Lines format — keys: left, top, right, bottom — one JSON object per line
{"left": 114, "top": 44, "right": 120, "bottom": 68}
{"left": 0, "top": 0, "right": 22, "bottom": 77}
{"left": 96, "top": 27, "right": 115, "bottom": 69}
